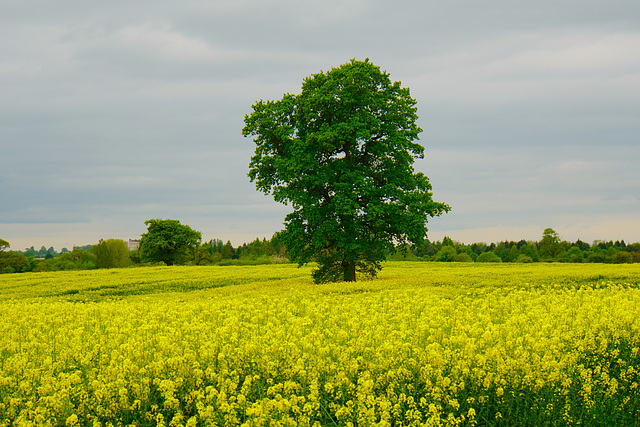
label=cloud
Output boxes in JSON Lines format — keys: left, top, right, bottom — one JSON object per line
{"left": 407, "top": 30, "right": 640, "bottom": 113}
{"left": 0, "top": 206, "right": 92, "bottom": 225}
{"left": 72, "top": 23, "right": 259, "bottom": 67}
{"left": 1, "top": 0, "right": 639, "bottom": 251}
{"left": 556, "top": 159, "right": 609, "bottom": 173}
{"left": 179, "top": 0, "right": 369, "bottom": 26}
{"left": 555, "top": 215, "right": 640, "bottom": 243}
{"left": 484, "top": 32, "right": 640, "bottom": 78}
{"left": 105, "top": 24, "right": 220, "bottom": 64}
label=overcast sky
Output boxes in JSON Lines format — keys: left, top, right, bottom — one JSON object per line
{"left": 1, "top": 0, "right": 639, "bottom": 251}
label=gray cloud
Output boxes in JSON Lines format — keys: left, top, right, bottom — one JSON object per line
{"left": 1, "top": 0, "right": 639, "bottom": 249}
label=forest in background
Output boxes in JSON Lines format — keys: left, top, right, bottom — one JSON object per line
{"left": 2, "top": 228, "right": 640, "bottom": 274}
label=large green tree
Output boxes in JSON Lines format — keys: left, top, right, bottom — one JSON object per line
{"left": 243, "top": 59, "right": 450, "bottom": 283}
{"left": 139, "top": 219, "right": 202, "bottom": 266}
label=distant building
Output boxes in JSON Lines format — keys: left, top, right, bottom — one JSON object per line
{"left": 126, "top": 239, "right": 140, "bottom": 251}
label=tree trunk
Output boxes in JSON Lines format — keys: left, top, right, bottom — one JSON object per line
{"left": 342, "top": 259, "right": 356, "bottom": 282}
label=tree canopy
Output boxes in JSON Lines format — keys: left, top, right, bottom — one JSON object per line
{"left": 540, "top": 227, "right": 562, "bottom": 260}
{"left": 243, "top": 59, "right": 450, "bottom": 282}
{"left": 92, "top": 239, "right": 131, "bottom": 269}
{"left": 139, "top": 219, "right": 202, "bottom": 266}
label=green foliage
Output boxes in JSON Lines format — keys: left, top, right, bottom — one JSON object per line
{"left": 452, "top": 252, "right": 474, "bottom": 262}
{"left": 434, "top": 246, "right": 456, "bottom": 262}
{"left": 220, "top": 240, "right": 235, "bottom": 260}
{"left": 0, "top": 251, "right": 29, "bottom": 274}
{"left": 0, "top": 239, "right": 29, "bottom": 274}
{"left": 441, "top": 236, "right": 455, "bottom": 247}
{"left": 519, "top": 242, "right": 540, "bottom": 262}
{"left": 5, "top": 227, "right": 639, "bottom": 276}
{"left": 587, "top": 250, "right": 608, "bottom": 263}
{"left": 48, "top": 248, "right": 97, "bottom": 271}
{"left": 540, "top": 227, "right": 562, "bottom": 260}
{"left": 476, "top": 252, "right": 502, "bottom": 263}
{"left": 129, "top": 250, "right": 142, "bottom": 264}
{"left": 391, "top": 228, "right": 640, "bottom": 265}
{"left": 387, "top": 244, "right": 418, "bottom": 261}
{"left": 139, "top": 219, "right": 202, "bottom": 266}
{"left": 91, "top": 239, "right": 131, "bottom": 269}
{"left": 385, "top": 228, "right": 638, "bottom": 265}
{"left": 564, "top": 246, "right": 584, "bottom": 263}
{"left": 612, "top": 251, "right": 632, "bottom": 264}
{"left": 243, "top": 59, "right": 450, "bottom": 282}
{"left": 189, "top": 234, "right": 288, "bottom": 266}
{"left": 191, "top": 245, "right": 223, "bottom": 265}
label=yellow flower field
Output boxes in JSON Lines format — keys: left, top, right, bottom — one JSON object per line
{"left": 1, "top": 262, "right": 639, "bottom": 426}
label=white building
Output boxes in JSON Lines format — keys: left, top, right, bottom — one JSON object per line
{"left": 126, "top": 239, "right": 140, "bottom": 251}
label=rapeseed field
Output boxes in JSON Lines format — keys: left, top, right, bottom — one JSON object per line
{"left": 1, "top": 262, "right": 639, "bottom": 426}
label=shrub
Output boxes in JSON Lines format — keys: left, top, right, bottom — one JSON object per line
{"left": 453, "top": 253, "right": 474, "bottom": 262}
{"left": 612, "top": 252, "right": 631, "bottom": 264}
{"left": 476, "top": 252, "right": 502, "bottom": 263}
{"left": 435, "top": 246, "right": 457, "bottom": 262}
{"left": 0, "top": 251, "right": 30, "bottom": 273}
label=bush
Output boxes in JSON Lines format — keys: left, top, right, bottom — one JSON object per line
{"left": 611, "top": 252, "right": 631, "bottom": 264}
{"left": 587, "top": 251, "right": 608, "bottom": 263}
{"left": 435, "top": 246, "right": 457, "bottom": 262}
{"left": 476, "top": 252, "right": 502, "bottom": 263}
{"left": 388, "top": 245, "right": 418, "bottom": 261}
{"left": 516, "top": 254, "right": 533, "bottom": 263}
{"left": 453, "top": 253, "right": 474, "bottom": 262}
{"left": 0, "top": 251, "right": 30, "bottom": 273}
{"left": 48, "top": 249, "right": 97, "bottom": 271}
{"left": 92, "top": 239, "right": 131, "bottom": 269}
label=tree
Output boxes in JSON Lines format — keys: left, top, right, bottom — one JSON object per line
{"left": 453, "top": 252, "right": 474, "bottom": 262}
{"left": 565, "top": 246, "right": 584, "bottom": 263}
{"left": 442, "top": 236, "right": 455, "bottom": 247}
{"left": 611, "top": 251, "right": 631, "bottom": 264}
{"left": 574, "top": 239, "right": 590, "bottom": 251}
{"left": 139, "top": 219, "right": 202, "bottom": 266}
{"left": 518, "top": 242, "right": 540, "bottom": 262}
{"left": 476, "top": 252, "right": 502, "bottom": 263}
{"left": 47, "top": 248, "right": 96, "bottom": 271}
{"left": 243, "top": 59, "right": 450, "bottom": 282}
{"left": 220, "top": 241, "right": 235, "bottom": 260}
{"left": 192, "top": 243, "right": 222, "bottom": 265}
{"left": 539, "top": 228, "right": 561, "bottom": 260}
{"left": 0, "top": 239, "right": 29, "bottom": 273}
{"left": 91, "top": 239, "right": 131, "bottom": 269}
{"left": 0, "top": 239, "right": 30, "bottom": 274}
{"left": 0, "top": 252, "right": 30, "bottom": 273}
{"left": 435, "top": 246, "right": 456, "bottom": 262}
{"left": 516, "top": 254, "right": 533, "bottom": 263}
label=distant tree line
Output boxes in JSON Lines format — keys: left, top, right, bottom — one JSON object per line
{"left": 401, "top": 228, "right": 640, "bottom": 264}
{"left": 2, "top": 227, "right": 639, "bottom": 274}
{"left": 0, "top": 229, "right": 288, "bottom": 274}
